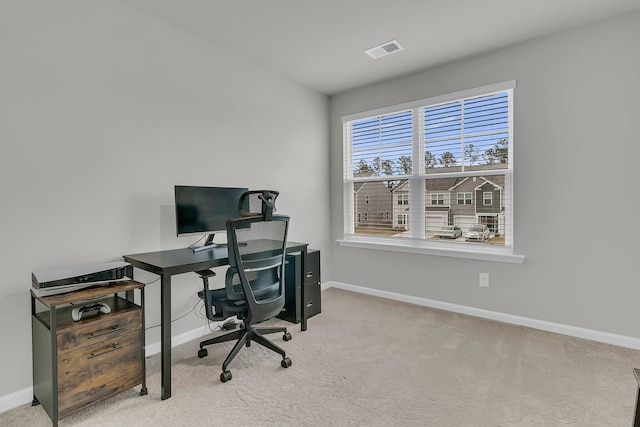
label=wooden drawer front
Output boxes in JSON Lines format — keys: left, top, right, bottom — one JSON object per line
{"left": 57, "top": 311, "right": 141, "bottom": 354}
{"left": 57, "top": 330, "right": 142, "bottom": 417}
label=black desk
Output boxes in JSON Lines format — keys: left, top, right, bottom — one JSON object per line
{"left": 123, "top": 241, "right": 308, "bottom": 400}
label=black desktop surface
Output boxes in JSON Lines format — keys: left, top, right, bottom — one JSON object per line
{"left": 123, "top": 240, "right": 308, "bottom": 276}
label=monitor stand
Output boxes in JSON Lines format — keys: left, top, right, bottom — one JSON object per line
{"left": 193, "top": 234, "right": 227, "bottom": 253}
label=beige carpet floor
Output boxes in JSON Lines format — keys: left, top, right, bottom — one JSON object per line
{"left": 2, "top": 287, "right": 639, "bottom": 426}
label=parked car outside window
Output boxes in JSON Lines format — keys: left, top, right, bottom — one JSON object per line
{"left": 465, "top": 224, "right": 490, "bottom": 242}
{"left": 438, "top": 226, "right": 462, "bottom": 239}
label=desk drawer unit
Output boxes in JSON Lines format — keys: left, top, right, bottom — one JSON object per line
{"left": 278, "top": 249, "right": 321, "bottom": 323}
{"left": 31, "top": 281, "right": 145, "bottom": 427}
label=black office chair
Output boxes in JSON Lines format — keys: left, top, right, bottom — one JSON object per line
{"left": 196, "top": 190, "right": 292, "bottom": 382}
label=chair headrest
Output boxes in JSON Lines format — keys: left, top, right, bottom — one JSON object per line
{"left": 238, "top": 190, "right": 279, "bottom": 220}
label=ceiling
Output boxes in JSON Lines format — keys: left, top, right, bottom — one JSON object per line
{"left": 120, "top": 0, "right": 640, "bottom": 95}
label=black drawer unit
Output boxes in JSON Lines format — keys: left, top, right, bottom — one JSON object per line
{"left": 278, "top": 249, "right": 321, "bottom": 324}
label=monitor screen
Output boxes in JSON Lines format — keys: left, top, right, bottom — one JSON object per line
{"left": 174, "top": 186, "right": 248, "bottom": 237}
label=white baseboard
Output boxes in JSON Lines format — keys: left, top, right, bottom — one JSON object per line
{"left": 0, "top": 324, "right": 214, "bottom": 414}
{"left": 0, "top": 388, "right": 34, "bottom": 414}
{"left": 324, "top": 281, "right": 640, "bottom": 350}
{"left": 144, "top": 324, "right": 212, "bottom": 357}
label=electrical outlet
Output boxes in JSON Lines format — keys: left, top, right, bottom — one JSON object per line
{"left": 479, "top": 273, "right": 490, "bottom": 287}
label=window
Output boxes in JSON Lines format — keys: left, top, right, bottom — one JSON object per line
{"left": 457, "top": 192, "right": 472, "bottom": 205}
{"left": 342, "top": 81, "right": 517, "bottom": 260}
{"left": 431, "top": 194, "right": 444, "bottom": 205}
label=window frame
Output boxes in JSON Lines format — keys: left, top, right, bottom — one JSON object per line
{"left": 340, "top": 80, "right": 523, "bottom": 264}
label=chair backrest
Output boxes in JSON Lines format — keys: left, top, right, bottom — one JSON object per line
{"left": 226, "top": 192, "right": 289, "bottom": 326}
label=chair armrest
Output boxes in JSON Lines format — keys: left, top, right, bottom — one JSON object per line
{"left": 196, "top": 269, "right": 217, "bottom": 320}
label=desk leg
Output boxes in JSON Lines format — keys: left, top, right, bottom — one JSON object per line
{"left": 161, "top": 273, "right": 172, "bottom": 400}
{"left": 300, "top": 248, "right": 307, "bottom": 332}
{"left": 635, "top": 388, "right": 640, "bottom": 427}
{"left": 139, "top": 286, "right": 148, "bottom": 396}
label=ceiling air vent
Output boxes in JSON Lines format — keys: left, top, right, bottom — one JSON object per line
{"left": 364, "top": 40, "right": 404, "bottom": 59}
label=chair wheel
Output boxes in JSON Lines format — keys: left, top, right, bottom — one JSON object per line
{"left": 281, "top": 357, "right": 292, "bottom": 368}
{"left": 220, "top": 371, "right": 232, "bottom": 382}
{"left": 197, "top": 348, "right": 208, "bottom": 358}
{"left": 283, "top": 332, "right": 292, "bottom": 341}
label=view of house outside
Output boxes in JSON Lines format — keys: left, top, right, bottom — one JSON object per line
{"left": 353, "top": 173, "right": 507, "bottom": 245}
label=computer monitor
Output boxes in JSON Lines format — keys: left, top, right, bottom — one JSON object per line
{"left": 174, "top": 185, "right": 248, "bottom": 251}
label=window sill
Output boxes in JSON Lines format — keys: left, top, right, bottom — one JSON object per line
{"left": 336, "top": 236, "right": 525, "bottom": 264}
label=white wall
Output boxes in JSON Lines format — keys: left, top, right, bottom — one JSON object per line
{"left": 0, "top": 0, "right": 330, "bottom": 398}
{"left": 330, "top": 12, "right": 640, "bottom": 339}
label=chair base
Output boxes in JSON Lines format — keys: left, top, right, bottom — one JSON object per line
{"left": 198, "top": 325, "right": 292, "bottom": 381}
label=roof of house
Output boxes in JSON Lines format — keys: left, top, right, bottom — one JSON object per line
{"left": 354, "top": 174, "right": 505, "bottom": 193}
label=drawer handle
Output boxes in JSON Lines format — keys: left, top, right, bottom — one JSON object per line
{"left": 88, "top": 326, "right": 123, "bottom": 339}
{"left": 88, "top": 344, "right": 122, "bottom": 359}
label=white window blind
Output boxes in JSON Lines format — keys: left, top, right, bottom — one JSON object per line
{"left": 343, "top": 81, "right": 515, "bottom": 253}
{"left": 352, "top": 111, "right": 413, "bottom": 178}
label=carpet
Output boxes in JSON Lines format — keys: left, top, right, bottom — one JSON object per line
{"left": 2, "top": 288, "right": 639, "bottom": 426}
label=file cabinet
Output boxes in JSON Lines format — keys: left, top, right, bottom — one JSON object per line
{"left": 31, "top": 281, "right": 146, "bottom": 426}
{"left": 278, "top": 249, "right": 321, "bottom": 324}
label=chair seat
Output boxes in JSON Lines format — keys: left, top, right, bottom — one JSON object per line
{"left": 197, "top": 288, "right": 246, "bottom": 319}
{"left": 198, "top": 279, "right": 281, "bottom": 320}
